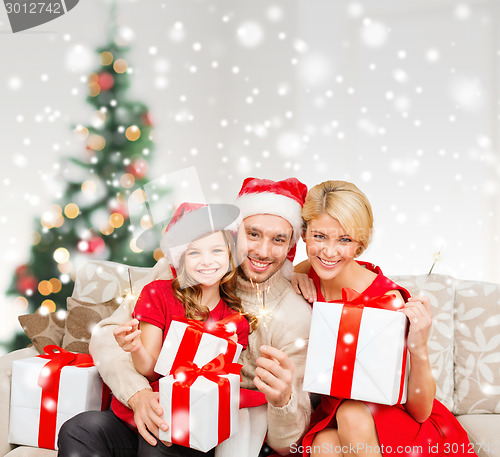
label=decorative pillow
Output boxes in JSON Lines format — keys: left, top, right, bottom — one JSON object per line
{"left": 389, "top": 273, "right": 455, "bottom": 411}
{"left": 72, "top": 260, "right": 152, "bottom": 304}
{"left": 454, "top": 279, "right": 500, "bottom": 414}
{"left": 18, "top": 311, "right": 66, "bottom": 354}
{"left": 62, "top": 296, "right": 122, "bottom": 354}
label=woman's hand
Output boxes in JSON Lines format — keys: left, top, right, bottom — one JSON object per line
{"left": 290, "top": 272, "right": 317, "bottom": 303}
{"left": 113, "top": 318, "right": 142, "bottom": 353}
{"left": 400, "top": 295, "right": 432, "bottom": 359}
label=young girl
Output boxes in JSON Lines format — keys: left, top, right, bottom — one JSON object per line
{"left": 293, "top": 181, "right": 475, "bottom": 457}
{"left": 112, "top": 202, "right": 251, "bottom": 457}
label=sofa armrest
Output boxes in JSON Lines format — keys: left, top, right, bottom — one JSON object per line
{"left": 0, "top": 347, "right": 38, "bottom": 457}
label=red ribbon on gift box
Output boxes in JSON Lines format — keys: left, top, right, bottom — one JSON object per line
{"left": 36, "top": 345, "right": 110, "bottom": 449}
{"left": 170, "top": 353, "right": 242, "bottom": 448}
{"left": 170, "top": 313, "right": 242, "bottom": 375}
{"left": 330, "top": 289, "right": 408, "bottom": 403}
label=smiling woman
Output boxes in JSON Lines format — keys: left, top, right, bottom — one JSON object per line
{"left": 295, "top": 180, "right": 476, "bottom": 457}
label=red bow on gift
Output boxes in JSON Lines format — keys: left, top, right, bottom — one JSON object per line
{"left": 341, "top": 288, "right": 401, "bottom": 310}
{"left": 172, "top": 353, "right": 242, "bottom": 388}
{"left": 174, "top": 313, "right": 243, "bottom": 341}
{"left": 330, "top": 289, "right": 407, "bottom": 403}
{"left": 169, "top": 314, "right": 242, "bottom": 374}
{"left": 170, "top": 354, "right": 242, "bottom": 448}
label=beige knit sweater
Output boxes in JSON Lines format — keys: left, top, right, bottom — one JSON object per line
{"left": 90, "top": 268, "right": 312, "bottom": 453}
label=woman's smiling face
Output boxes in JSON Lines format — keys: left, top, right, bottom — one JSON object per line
{"left": 304, "top": 213, "right": 361, "bottom": 282}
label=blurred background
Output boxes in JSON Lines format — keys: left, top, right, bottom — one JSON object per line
{"left": 1, "top": 0, "right": 499, "bottom": 352}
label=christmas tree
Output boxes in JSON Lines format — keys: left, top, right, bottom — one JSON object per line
{"left": 5, "top": 27, "right": 160, "bottom": 351}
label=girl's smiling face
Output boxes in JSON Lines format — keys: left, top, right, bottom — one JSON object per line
{"left": 184, "top": 231, "right": 230, "bottom": 287}
{"left": 304, "top": 213, "right": 361, "bottom": 282}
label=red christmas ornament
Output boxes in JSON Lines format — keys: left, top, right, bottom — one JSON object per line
{"left": 141, "top": 112, "right": 154, "bottom": 126}
{"left": 110, "top": 204, "right": 129, "bottom": 218}
{"left": 15, "top": 264, "right": 30, "bottom": 277}
{"left": 17, "top": 275, "right": 38, "bottom": 294}
{"left": 126, "top": 158, "right": 149, "bottom": 179}
{"left": 87, "top": 236, "right": 106, "bottom": 255}
{"left": 98, "top": 72, "right": 115, "bottom": 91}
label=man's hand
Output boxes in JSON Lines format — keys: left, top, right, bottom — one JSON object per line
{"left": 113, "top": 319, "right": 142, "bottom": 353}
{"left": 128, "top": 389, "right": 171, "bottom": 447}
{"left": 254, "top": 345, "right": 294, "bottom": 408}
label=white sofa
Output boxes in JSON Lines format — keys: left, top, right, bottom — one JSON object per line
{"left": 1, "top": 261, "right": 499, "bottom": 457}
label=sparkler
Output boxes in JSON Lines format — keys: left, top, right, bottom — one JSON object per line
{"left": 250, "top": 278, "right": 272, "bottom": 328}
{"left": 428, "top": 249, "right": 442, "bottom": 275}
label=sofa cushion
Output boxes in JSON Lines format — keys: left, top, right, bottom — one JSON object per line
{"left": 61, "top": 296, "right": 122, "bottom": 354}
{"left": 72, "top": 260, "right": 152, "bottom": 304}
{"left": 456, "top": 415, "right": 500, "bottom": 457}
{"left": 389, "top": 273, "right": 455, "bottom": 411}
{"left": 18, "top": 311, "right": 66, "bottom": 354}
{"left": 454, "top": 280, "right": 500, "bottom": 414}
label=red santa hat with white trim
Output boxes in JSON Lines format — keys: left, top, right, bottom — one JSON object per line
{"left": 235, "top": 177, "right": 308, "bottom": 278}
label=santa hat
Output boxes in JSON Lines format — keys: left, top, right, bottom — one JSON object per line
{"left": 160, "top": 202, "right": 241, "bottom": 270}
{"left": 235, "top": 177, "right": 308, "bottom": 278}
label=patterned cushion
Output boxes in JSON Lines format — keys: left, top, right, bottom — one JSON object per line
{"left": 61, "top": 296, "right": 122, "bottom": 354}
{"left": 18, "top": 311, "right": 66, "bottom": 354}
{"left": 72, "top": 260, "right": 152, "bottom": 304}
{"left": 454, "top": 279, "right": 500, "bottom": 414}
{"left": 389, "top": 273, "right": 455, "bottom": 411}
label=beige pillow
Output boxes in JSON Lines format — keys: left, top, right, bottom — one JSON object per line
{"left": 18, "top": 311, "right": 66, "bottom": 354}
{"left": 62, "top": 296, "right": 122, "bottom": 354}
{"left": 454, "top": 279, "right": 500, "bottom": 414}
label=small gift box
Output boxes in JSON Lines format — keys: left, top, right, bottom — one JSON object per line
{"left": 159, "top": 354, "right": 241, "bottom": 452}
{"left": 303, "top": 289, "right": 409, "bottom": 405}
{"left": 154, "top": 314, "right": 243, "bottom": 377}
{"left": 9, "top": 345, "right": 109, "bottom": 450}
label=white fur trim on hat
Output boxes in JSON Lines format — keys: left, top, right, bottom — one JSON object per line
{"left": 235, "top": 192, "right": 303, "bottom": 245}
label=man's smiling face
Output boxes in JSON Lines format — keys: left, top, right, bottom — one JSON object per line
{"left": 236, "top": 214, "right": 293, "bottom": 283}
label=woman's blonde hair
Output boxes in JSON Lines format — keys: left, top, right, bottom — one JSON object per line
{"left": 172, "top": 230, "right": 257, "bottom": 331}
{"left": 302, "top": 180, "right": 373, "bottom": 257}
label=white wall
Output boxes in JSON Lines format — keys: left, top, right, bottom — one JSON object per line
{"left": 1, "top": 0, "right": 499, "bottom": 342}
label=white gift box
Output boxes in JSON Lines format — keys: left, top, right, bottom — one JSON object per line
{"left": 9, "top": 356, "right": 105, "bottom": 450}
{"left": 154, "top": 320, "right": 242, "bottom": 377}
{"left": 159, "top": 372, "right": 240, "bottom": 452}
{"left": 303, "top": 301, "right": 409, "bottom": 405}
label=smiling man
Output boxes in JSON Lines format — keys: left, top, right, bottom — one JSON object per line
{"left": 58, "top": 177, "right": 312, "bottom": 457}
{"left": 228, "top": 177, "right": 313, "bottom": 455}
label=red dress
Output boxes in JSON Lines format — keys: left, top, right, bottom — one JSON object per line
{"left": 302, "top": 262, "right": 476, "bottom": 457}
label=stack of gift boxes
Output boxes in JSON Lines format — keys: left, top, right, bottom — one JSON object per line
{"left": 154, "top": 318, "right": 242, "bottom": 452}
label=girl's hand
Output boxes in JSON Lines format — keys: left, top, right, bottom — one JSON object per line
{"left": 290, "top": 272, "right": 317, "bottom": 303}
{"left": 229, "top": 333, "right": 238, "bottom": 343}
{"left": 113, "top": 318, "right": 142, "bottom": 353}
{"left": 400, "top": 295, "right": 432, "bottom": 359}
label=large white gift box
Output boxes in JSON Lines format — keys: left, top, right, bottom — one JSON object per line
{"left": 154, "top": 319, "right": 242, "bottom": 376}
{"left": 159, "top": 367, "right": 240, "bottom": 452}
{"left": 9, "top": 354, "right": 105, "bottom": 450}
{"left": 303, "top": 295, "right": 409, "bottom": 405}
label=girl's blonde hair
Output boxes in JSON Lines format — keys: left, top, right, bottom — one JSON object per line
{"left": 302, "top": 180, "right": 373, "bottom": 257}
{"left": 172, "top": 230, "right": 257, "bottom": 331}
